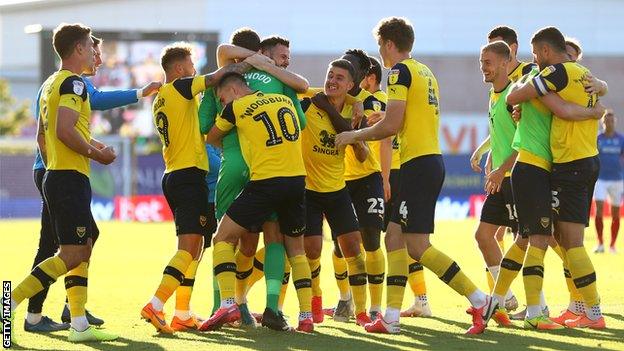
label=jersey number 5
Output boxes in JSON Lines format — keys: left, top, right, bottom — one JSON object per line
{"left": 253, "top": 107, "right": 299, "bottom": 147}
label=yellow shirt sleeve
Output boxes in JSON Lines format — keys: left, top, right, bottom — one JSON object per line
{"left": 387, "top": 63, "right": 411, "bottom": 101}
{"left": 192, "top": 75, "right": 207, "bottom": 97}
{"left": 57, "top": 75, "right": 87, "bottom": 113}
{"left": 215, "top": 102, "right": 235, "bottom": 132}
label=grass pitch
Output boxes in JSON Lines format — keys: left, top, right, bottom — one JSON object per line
{"left": 2, "top": 219, "right": 623, "bottom": 350}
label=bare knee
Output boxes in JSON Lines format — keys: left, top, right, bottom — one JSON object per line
{"left": 304, "top": 236, "right": 322, "bottom": 259}
{"left": 239, "top": 233, "right": 259, "bottom": 257}
{"left": 58, "top": 244, "right": 91, "bottom": 270}
{"left": 337, "top": 231, "right": 362, "bottom": 258}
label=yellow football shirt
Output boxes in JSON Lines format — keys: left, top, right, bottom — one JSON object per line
{"left": 40, "top": 70, "right": 92, "bottom": 177}
{"left": 153, "top": 76, "right": 208, "bottom": 173}
{"left": 387, "top": 58, "right": 441, "bottom": 164}
{"left": 301, "top": 97, "right": 352, "bottom": 192}
{"left": 343, "top": 88, "right": 385, "bottom": 180}
{"left": 508, "top": 61, "right": 537, "bottom": 83}
{"left": 372, "top": 89, "right": 399, "bottom": 170}
{"left": 532, "top": 62, "right": 599, "bottom": 163}
{"left": 216, "top": 91, "right": 306, "bottom": 181}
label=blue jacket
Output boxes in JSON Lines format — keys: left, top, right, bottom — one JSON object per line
{"left": 33, "top": 77, "right": 139, "bottom": 170}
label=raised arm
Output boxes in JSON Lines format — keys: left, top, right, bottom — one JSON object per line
{"left": 245, "top": 54, "right": 309, "bottom": 93}
{"left": 204, "top": 62, "right": 252, "bottom": 88}
{"left": 216, "top": 43, "right": 257, "bottom": 68}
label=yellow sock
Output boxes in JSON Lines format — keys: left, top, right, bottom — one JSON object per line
{"left": 366, "top": 248, "right": 385, "bottom": 311}
{"left": 278, "top": 258, "right": 291, "bottom": 310}
{"left": 498, "top": 239, "right": 505, "bottom": 252}
{"left": 308, "top": 257, "right": 322, "bottom": 297}
{"left": 493, "top": 243, "right": 525, "bottom": 297}
{"left": 332, "top": 251, "right": 350, "bottom": 299}
{"left": 65, "top": 262, "right": 89, "bottom": 318}
{"left": 408, "top": 259, "right": 427, "bottom": 295}
{"left": 386, "top": 248, "right": 408, "bottom": 309}
{"left": 522, "top": 246, "right": 545, "bottom": 306}
{"left": 346, "top": 253, "right": 367, "bottom": 314}
{"left": 234, "top": 250, "right": 254, "bottom": 304}
{"left": 290, "top": 255, "right": 312, "bottom": 314}
{"left": 560, "top": 247, "right": 584, "bottom": 302}
{"left": 551, "top": 243, "right": 564, "bottom": 260}
{"left": 486, "top": 267, "right": 495, "bottom": 293}
{"left": 12, "top": 256, "right": 67, "bottom": 305}
{"left": 176, "top": 259, "right": 199, "bottom": 312}
{"left": 246, "top": 248, "right": 266, "bottom": 293}
{"left": 567, "top": 247, "right": 600, "bottom": 306}
{"left": 420, "top": 246, "right": 478, "bottom": 297}
{"left": 155, "top": 250, "right": 193, "bottom": 304}
{"left": 213, "top": 242, "right": 237, "bottom": 301}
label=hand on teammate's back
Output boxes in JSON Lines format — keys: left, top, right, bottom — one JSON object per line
{"left": 511, "top": 105, "right": 522, "bottom": 123}
{"left": 95, "top": 145, "right": 117, "bottom": 165}
{"left": 141, "top": 81, "right": 162, "bottom": 97}
{"left": 583, "top": 74, "right": 604, "bottom": 95}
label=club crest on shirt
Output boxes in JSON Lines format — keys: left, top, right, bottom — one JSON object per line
{"left": 76, "top": 226, "right": 86, "bottom": 237}
{"left": 540, "top": 217, "right": 550, "bottom": 228}
{"left": 372, "top": 101, "right": 382, "bottom": 112}
{"left": 388, "top": 69, "right": 400, "bottom": 85}
{"left": 541, "top": 65, "right": 556, "bottom": 78}
{"left": 73, "top": 80, "right": 84, "bottom": 95}
{"left": 199, "top": 215, "right": 207, "bottom": 227}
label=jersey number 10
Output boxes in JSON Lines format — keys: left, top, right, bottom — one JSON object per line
{"left": 253, "top": 107, "right": 300, "bottom": 147}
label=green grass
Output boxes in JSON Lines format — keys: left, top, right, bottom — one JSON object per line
{"left": 2, "top": 219, "right": 623, "bottom": 350}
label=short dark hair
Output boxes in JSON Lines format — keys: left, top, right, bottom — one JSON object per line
{"left": 160, "top": 42, "right": 192, "bottom": 71}
{"left": 329, "top": 59, "right": 355, "bottom": 82}
{"left": 565, "top": 37, "right": 582, "bottom": 60}
{"left": 481, "top": 41, "right": 511, "bottom": 60}
{"left": 487, "top": 26, "right": 518, "bottom": 46}
{"left": 91, "top": 35, "right": 102, "bottom": 46}
{"left": 216, "top": 71, "right": 247, "bottom": 91}
{"left": 531, "top": 27, "right": 567, "bottom": 53}
{"left": 230, "top": 27, "right": 261, "bottom": 52}
{"left": 344, "top": 49, "right": 371, "bottom": 77}
{"left": 373, "top": 17, "right": 414, "bottom": 52}
{"left": 52, "top": 23, "right": 92, "bottom": 59}
{"left": 260, "top": 36, "right": 289, "bottom": 51}
{"left": 367, "top": 56, "right": 383, "bottom": 85}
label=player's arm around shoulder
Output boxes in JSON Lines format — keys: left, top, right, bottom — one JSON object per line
{"left": 207, "top": 102, "right": 235, "bottom": 148}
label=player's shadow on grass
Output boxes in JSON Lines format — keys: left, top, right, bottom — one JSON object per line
{"left": 187, "top": 325, "right": 412, "bottom": 351}
{"left": 393, "top": 315, "right": 623, "bottom": 350}
{"left": 604, "top": 312, "right": 624, "bottom": 324}
{"left": 19, "top": 332, "right": 167, "bottom": 351}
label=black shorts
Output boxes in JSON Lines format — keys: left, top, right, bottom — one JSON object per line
{"left": 346, "top": 172, "right": 384, "bottom": 231}
{"left": 391, "top": 154, "right": 444, "bottom": 234}
{"left": 384, "top": 169, "right": 400, "bottom": 230}
{"left": 204, "top": 202, "right": 217, "bottom": 248}
{"left": 551, "top": 156, "right": 600, "bottom": 225}
{"left": 480, "top": 176, "right": 518, "bottom": 232}
{"left": 511, "top": 162, "right": 551, "bottom": 237}
{"left": 162, "top": 167, "right": 211, "bottom": 239}
{"left": 42, "top": 170, "right": 98, "bottom": 245}
{"left": 305, "top": 187, "right": 359, "bottom": 239}
{"left": 227, "top": 176, "right": 306, "bottom": 237}
{"left": 34, "top": 168, "right": 57, "bottom": 249}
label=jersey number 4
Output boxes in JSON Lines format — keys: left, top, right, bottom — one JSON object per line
{"left": 253, "top": 107, "right": 299, "bottom": 147}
